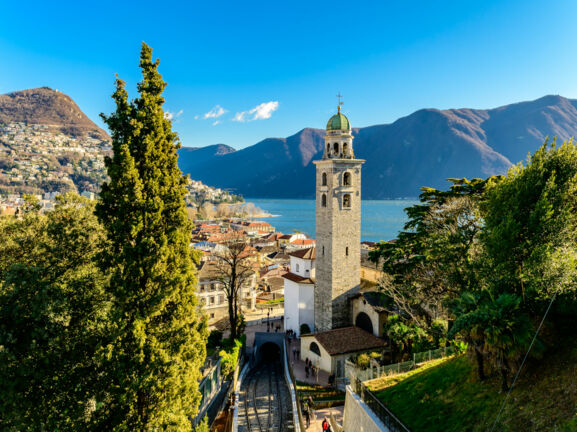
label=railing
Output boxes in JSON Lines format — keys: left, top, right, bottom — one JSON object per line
{"left": 354, "top": 379, "right": 411, "bottom": 432}
{"left": 347, "top": 346, "right": 456, "bottom": 382}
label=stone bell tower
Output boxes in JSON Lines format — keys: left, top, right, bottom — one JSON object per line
{"left": 314, "top": 103, "right": 364, "bottom": 332}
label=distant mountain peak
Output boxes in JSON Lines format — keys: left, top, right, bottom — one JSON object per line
{"left": 0, "top": 87, "right": 108, "bottom": 140}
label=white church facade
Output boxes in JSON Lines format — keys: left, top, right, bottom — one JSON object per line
{"left": 282, "top": 247, "right": 316, "bottom": 336}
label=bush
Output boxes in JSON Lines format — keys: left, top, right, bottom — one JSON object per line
{"left": 300, "top": 323, "right": 311, "bottom": 335}
{"left": 219, "top": 338, "right": 243, "bottom": 376}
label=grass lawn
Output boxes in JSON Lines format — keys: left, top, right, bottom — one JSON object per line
{"left": 366, "top": 345, "right": 577, "bottom": 432}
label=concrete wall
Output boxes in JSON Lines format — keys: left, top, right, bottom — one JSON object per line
{"left": 284, "top": 278, "right": 315, "bottom": 337}
{"left": 300, "top": 335, "right": 333, "bottom": 373}
{"left": 290, "top": 255, "right": 315, "bottom": 279}
{"left": 284, "top": 278, "right": 300, "bottom": 335}
{"left": 343, "top": 386, "right": 389, "bottom": 432}
{"left": 298, "top": 284, "right": 315, "bottom": 335}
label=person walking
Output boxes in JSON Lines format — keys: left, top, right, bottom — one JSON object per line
{"left": 322, "top": 417, "right": 331, "bottom": 431}
{"left": 302, "top": 403, "right": 310, "bottom": 428}
{"left": 305, "top": 365, "right": 309, "bottom": 378}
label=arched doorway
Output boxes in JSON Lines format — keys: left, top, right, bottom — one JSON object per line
{"left": 355, "top": 312, "right": 374, "bottom": 335}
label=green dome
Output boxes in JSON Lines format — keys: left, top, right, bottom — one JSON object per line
{"left": 326, "top": 111, "right": 351, "bottom": 131}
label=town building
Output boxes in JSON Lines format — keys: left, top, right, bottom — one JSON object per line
{"left": 283, "top": 247, "right": 316, "bottom": 336}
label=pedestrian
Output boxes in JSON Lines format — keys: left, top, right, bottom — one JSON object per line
{"left": 293, "top": 348, "right": 297, "bottom": 359}
{"left": 305, "top": 365, "right": 309, "bottom": 378}
{"left": 303, "top": 407, "right": 310, "bottom": 428}
{"left": 297, "top": 349, "right": 300, "bottom": 358}
{"left": 305, "top": 357, "right": 309, "bottom": 367}
{"left": 322, "top": 417, "right": 331, "bottom": 431}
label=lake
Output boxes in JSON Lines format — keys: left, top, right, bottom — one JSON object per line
{"left": 245, "top": 198, "right": 418, "bottom": 242}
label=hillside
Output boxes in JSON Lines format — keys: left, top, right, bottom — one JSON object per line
{"left": 0, "top": 87, "right": 108, "bottom": 139}
{"left": 366, "top": 345, "right": 577, "bottom": 432}
{"left": 178, "top": 95, "right": 577, "bottom": 199}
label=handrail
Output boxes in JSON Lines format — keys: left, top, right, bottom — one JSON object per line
{"left": 354, "top": 379, "right": 411, "bottom": 432}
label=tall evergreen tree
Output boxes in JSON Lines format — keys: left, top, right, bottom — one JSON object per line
{"left": 95, "top": 43, "right": 206, "bottom": 431}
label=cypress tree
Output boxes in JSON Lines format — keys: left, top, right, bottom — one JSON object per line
{"left": 96, "top": 42, "right": 206, "bottom": 431}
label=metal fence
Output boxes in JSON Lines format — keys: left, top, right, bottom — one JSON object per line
{"left": 347, "top": 346, "right": 456, "bottom": 382}
{"left": 354, "top": 379, "right": 411, "bottom": 432}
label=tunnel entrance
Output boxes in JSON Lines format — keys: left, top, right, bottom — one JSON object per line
{"left": 259, "top": 342, "right": 281, "bottom": 364}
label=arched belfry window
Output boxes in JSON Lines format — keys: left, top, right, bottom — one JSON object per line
{"left": 310, "top": 342, "right": 321, "bottom": 356}
{"left": 333, "top": 143, "right": 339, "bottom": 155}
{"left": 343, "top": 194, "right": 351, "bottom": 208}
{"left": 321, "top": 194, "right": 327, "bottom": 207}
{"left": 343, "top": 142, "right": 349, "bottom": 156}
{"left": 343, "top": 172, "right": 351, "bottom": 186}
{"left": 322, "top": 172, "right": 327, "bottom": 186}
{"left": 326, "top": 143, "right": 330, "bottom": 155}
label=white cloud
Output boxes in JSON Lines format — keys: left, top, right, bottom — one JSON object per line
{"left": 203, "top": 105, "right": 227, "bottom": 119}
{"left": 212, "top": 120, "right": 221, "bottom": 126}
{"left": 165, "top": 109, "right": 183, "bottom": 121}
{"left": 233, "top": 101, "right": 279, "bottom": 122}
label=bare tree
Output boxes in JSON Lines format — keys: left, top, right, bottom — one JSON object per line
{"left": 212, "top": 235, "right": 257, "bottom": 340}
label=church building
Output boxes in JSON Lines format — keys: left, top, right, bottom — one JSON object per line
{"left": 299, "top": 104, "right": 386, "bottom": 379}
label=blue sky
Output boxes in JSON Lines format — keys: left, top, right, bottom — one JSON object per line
{"left": 1, "top": 0, "right": 576, "bottom": 149}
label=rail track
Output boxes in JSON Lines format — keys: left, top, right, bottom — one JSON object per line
{"left": 238, "top": 360, "right": 294, "bottom": 432}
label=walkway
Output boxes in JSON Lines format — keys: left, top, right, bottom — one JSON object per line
{"left": 305, "top": 406, "right": 344, "bottom": 432}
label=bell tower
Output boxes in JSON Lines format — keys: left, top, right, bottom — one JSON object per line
{"left": 314, "top": 102, "right": 364, "bottom": 332}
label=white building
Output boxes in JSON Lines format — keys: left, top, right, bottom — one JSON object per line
{"left": 283, "top": 247, "right": 316, "bottom": 336}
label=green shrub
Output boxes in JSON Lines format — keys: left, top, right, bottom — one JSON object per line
{"left": 300, "top": 323, "right": 311, "bottom": 335}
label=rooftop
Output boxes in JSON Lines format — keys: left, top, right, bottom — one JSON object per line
{"left": 288, "top": 247, "right": 316, "bottom": 260}
{"left": 307, "top": 326, "right": 386, "bottom": 355}
{"left": 282, "top": 271, "right": 315, "bottom": 284}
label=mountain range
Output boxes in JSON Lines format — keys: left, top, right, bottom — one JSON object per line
{"left": 3, "top": 88, "right": 577, "bottom": 199}
{"left": 177, "top": 95, "right": 577, "bottom": 199}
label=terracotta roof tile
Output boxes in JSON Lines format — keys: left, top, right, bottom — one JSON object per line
{"left": 309, "top": 326, "right": 386, "bottom": 355}
{"left": 282, "top": 272, "right": 315, "bottom": 284}
{"left": 288, "top": 247, "right": 316, "bottom": 260}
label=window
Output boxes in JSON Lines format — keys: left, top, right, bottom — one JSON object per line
{"left": 322, "top": 172, "right": 327, "bottom": 186}
{"left": 219, "top": 295, "right": 224, "bottom": 304}
{"left": 333, "top": 142, "right": 339, "bottom": 154}
{"left": 326, "top": 143, "right": 330, "bottom": 154}
{"left": 310, "top": 342, "right": 321, "bottom": 356}
{"left": 343, "top": 194, "right": 351, "bottom": 208}
{"left": 209, "top": 296, "right": 215, "bottom": 305}
{"left": 321, "top": 194, "right": 327, "bottom": 207}
{"left": 210, "top": 283, "right": 216, "bottom": 291}
{"left": 346, "top": 246, "right": 349, "bottom": 256}
{"left": 322, "top": 246, "right": 325, "bottom": 256}
{"left": 200, "top": 285, "right": 205, "bottom": 293}
{"left": 296, "top": 263, "right": 300, "bottom": 272}
{"left": 210, "top": 313, "right": 215, "bottom": 319}
{"left": 343, "top": 172, "right": 351, "bottom": 186}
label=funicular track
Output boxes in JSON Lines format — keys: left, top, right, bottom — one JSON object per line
{"left": 239, "top": 359, "right": 294, "bottom": 432}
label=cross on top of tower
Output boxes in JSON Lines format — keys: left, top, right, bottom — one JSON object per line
{"left": 337, "top": 92, "right": 343, "bottom": 112}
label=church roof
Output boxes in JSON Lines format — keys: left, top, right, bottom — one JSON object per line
{"left": 309, "top": 326, "right": 386, "bottom": 355}
{"left": 326, "top": 111, "right": 351, "bottom": 131}
{"left": 288, "top": 247, "right": 316, "bottom": 260}
{"left": 282, "top": 272, "right": 315, "bottom": 284}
